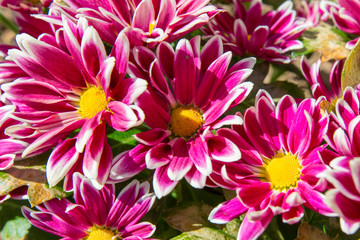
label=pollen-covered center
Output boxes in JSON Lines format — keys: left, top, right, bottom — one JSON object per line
{"left": 265, "top": 153, "right": 302, "bottom": 191}
{"left": 79, "top": 86, "right": 108, "bottom": 119}
{"left": 86, "top": 226, "right": 118, "bottom": 240}
{"left": 169, "top": 106, "right": 204, "bottom": 138}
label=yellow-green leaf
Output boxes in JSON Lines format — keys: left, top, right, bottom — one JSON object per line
{"left": 341, "top": 38, "right": 360, "bottom": 91}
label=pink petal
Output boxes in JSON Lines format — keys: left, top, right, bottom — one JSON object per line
{"left": 189, "top": 136, "right": 212, "bottom": 175}
{"left": 207, "top": 135, "right": 241, "bottom": 162}
{"left": 238, "top": 208, "right": 273, "bottom": 240}
{"left": 110, "top": 145, "right": 147, "bottom": 182}
{"left": 167, "top": 139, "right": 193, "bottom": 182}
{"left": 122, "top": 222, "right": 156, "bottom": 238}
{"left": 196, "top": 52, "right": 232, "bottom": 107}
{"left": 47, "top": 138, "right": 80, "bottom": 187}
{"left": 132, "top": 0, "right": 155, "bottom": 32}
{"left": 208, "top": 197, "right": 247, "bottom": 224}
{"left": 107, "top": 101, "right": 144, "bottom": 131}
{"left": 298, "top": 181, "right": 335, "bottom": 216}
{"left": 17, "top": 34, "right": 86, "bottom": 88}
{"left": 81, "top": 26, "right": 107, "bottom": 77}
{"left": 282, "top": 206, "right": 304, "bottom": 224}
{"left": 134, "top": 128, "right": 171, "bottom": 146}
{"left": 237, "top": 182, "right": 272, "bottom": 208}
{"left": 153, "top": 165, "right": 178, "bottom": 198}
{"left": 185, "top": 166, "right": 207, "bottom": 189}
{"left": 83, "top": 124, "right": 112, "bottom": 188}
{"left": 145, "top": 143, "right": 172, "bottom": 169}
{"left": 174, "top": 39, "right": 196, "bottom": 105}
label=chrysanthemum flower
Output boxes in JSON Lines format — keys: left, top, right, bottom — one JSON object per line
{"left": 300, "top": 56, "right": 344, "bottom": 113}
{"left": 325, "top": 0, "right": 360, "bottom": 48}
{"left": 208, "top": 90, "right": 334, "bottom": 240}
{"left": 318, "top": 87, "right": 360, "bottom": 234}
{"left": 323, "top": 87, "right": 360, "bottom": 152}
{"left": 22, "top": 173, "right": 156, "bottom": 240}
{"left": 0, "top": 104, "right": 29, "bottom": 170}
{"left": 203, "top": 0, "right": 308, "bottom": 63}
{"left": 295, "top": 0, "right": 329, "bottom": 27}
{"left": 0, "top": 0, "right": 55, "bottom": 38}
{"left": 110, "top": 36, "right": 254, "bottom": 198}
{"left": 50, "top": 0, "right": 220, "bottom": 48}
{"left": 1, "top": 17, "right": 146, "bottom": 188}
{"left": 324, "top": 157, "right": 360, "bottom": 235}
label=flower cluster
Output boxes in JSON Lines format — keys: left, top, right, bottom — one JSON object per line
{"left": 0, "top": 0, "right": 360, "bottom": 239}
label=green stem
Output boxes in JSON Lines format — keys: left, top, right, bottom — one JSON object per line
{"left": 185, "top": 180, "right": 199, "bottom": 202}
{"left": 266, "top": 218, "right": 285, "bottom": 240}
{"left": 0, "top": 11, "right": 18, "bottom": 33}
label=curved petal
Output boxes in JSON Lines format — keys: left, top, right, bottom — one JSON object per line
{"left": 47, "top": 138, "right": 80, "bottom": 187}
{"left": 207, "top": 135, "right": 241, "bottom": 162}
{"left": 153, "top": 165, "right": 178, "bottom": 198}
{"left": 209, "top": 197, "right": 247, "bottom": 224}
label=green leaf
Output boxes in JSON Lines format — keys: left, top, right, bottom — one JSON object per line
{"left": 0, "top": 11, "right": 18, "bottom": 33}
{"left": 278, "top": 81, "right": 305, "bottom": 99}
{"left": 341, "top": 38, "right": 360, "bottom": 91}
{"left": 107, "top": 127, "right": 144, "bottom": 155}
{"left": 1, "top": 217, "right": 31, "bottom": 240}
{"left": 107, "top": 127, "right": 141, "bottom": 145}
{"left": 223, "top": 218, "right": 241, "bottom": 238}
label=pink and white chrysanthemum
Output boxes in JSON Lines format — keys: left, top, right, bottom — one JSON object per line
{"left": 0, "top": 0, "right": 55, "bottom": 38}
{"left": 50, "top": 0, "right": 220, "bottom": 48}
{"left": 319, "top": 87, "right": 360, "bottom": 234}
{"left": 110, "top": 36, "right": 254, "bottom": 198}
{"left": 22, "top": 173, "right": 156, "bottom": 240}
{"left": 300, "top": 56, "right": 344, "bottom": 113}
{"left": 324, "top": 87, "right": 360, "bottom": 151}
{"left": 208, "top": 90, "right": 335, "bottom": 240}
{"left": 203, "top": 0, "right": 308, "bottom": 63}
{"left": 324, "top": 157, "right": 360, "bottom": 235}
{"left": 0, "top": 103, "right": 29, "bottom": 170}
{"left": 295, "top": 0, "right": 329, "bottom": 28}
{"left": 1, "top": 17, "right": 146, "bottom": 189}
{"left": 324, "top": 0, "right": 360, "bottom": 48}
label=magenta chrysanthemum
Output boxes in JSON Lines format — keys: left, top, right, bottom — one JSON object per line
{"left": 1, "top": 17, "right": 146, "bottom": 189}
{"left": 49, "top": 0, "right": 220, "bottom": 48}
{"left": 0, "top": 0, "right": 55, "bottom": 38}
{"left": 300, "top": 56, "right": 344, "bottom": 113}
{"left": 0, "top": 104, "right": 29, "bottom": 170}
{"left": 203, "top": 0, "right": 308, "bottom": 63}
{"left": 208, "top": 90, "right": 334, "bottom": 240}
{"left": 317, "top": 87, "right": 360, "bottom": 234}
{"left": 22, "top": 173, "right": 156, "bottom": 240}
{"left": 295, "top": 0, "right": 329, "bottom": 27}
{"left": 110, "top": 36, "right": 254, "bottom": 198}
{"left": 325, "top": 0, "right": 360, "bottom": 48}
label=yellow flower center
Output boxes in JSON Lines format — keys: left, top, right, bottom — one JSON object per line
{"left": 265, "top": 153, "right": 302, "bottom": 191}
{"left": 86, "top": 226, "right": 117, "bottom": 240}
{"left": 149, "top": 22, "right": 155, "bottom": 35}
{"left": 169, "top": 106, "right": 204, "bottom": 138}
{"left": 79, "top": 86, "right": 108, "bottom": 119}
